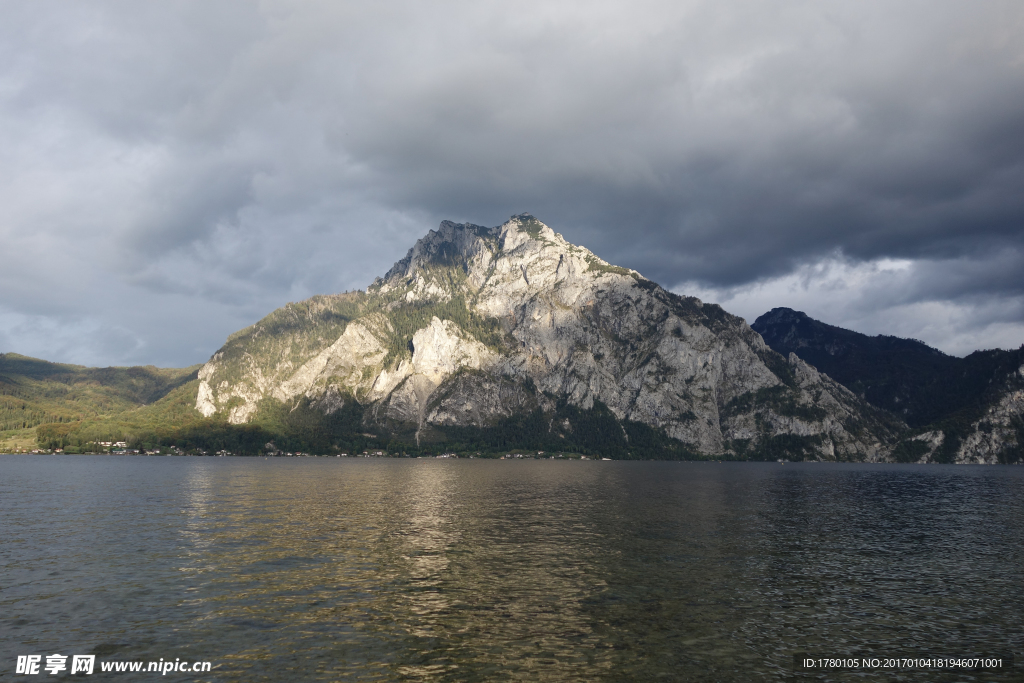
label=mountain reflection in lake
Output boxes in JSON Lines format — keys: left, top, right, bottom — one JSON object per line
{"left": 2, "top": 456, "right": 1022, "bottom": 681}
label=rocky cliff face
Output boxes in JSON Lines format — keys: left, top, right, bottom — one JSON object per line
{"left": 195, "top": 215, "right": 902, "bottom": 459}
{"left": 906, "top": 367, "right": 1024, "bottom": 464}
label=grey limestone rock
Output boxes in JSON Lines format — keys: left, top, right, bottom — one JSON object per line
{"left": 911, "top": 367, "right": 1024, "bottom": 464}
{"left": 195, "top": 215, "right": 904, "bottom": 458}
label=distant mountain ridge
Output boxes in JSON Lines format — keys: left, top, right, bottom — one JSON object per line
{"left": 6, "top": 221, "right": 1021, "bottom": 463}
{"left": 753, "top": 307, "right": 1024, "bottom": 463}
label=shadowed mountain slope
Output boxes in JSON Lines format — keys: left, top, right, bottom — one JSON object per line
{"left": 753, "top": 307, "right": 1024, "bottom": 463}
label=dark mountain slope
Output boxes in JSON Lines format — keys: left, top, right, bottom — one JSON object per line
{"left": 752, "top": 308, "right": 1024, "bottom": 427}
{"left": 752, "top": 308, "right": 1024, "bottom": 463}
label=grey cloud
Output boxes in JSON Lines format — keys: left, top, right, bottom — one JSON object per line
{"left": 2, "top": 0, "right": 1022, "bottom": 366}
{"left": 677, "top": 252, "right": 1024, "bottom": 356}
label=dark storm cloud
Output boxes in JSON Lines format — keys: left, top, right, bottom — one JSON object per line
{"left": 342, "top": 2, "right": 1024, "bottom": 287}
{"left": 1, "top": 0, "right": 1022, "bottom": 365}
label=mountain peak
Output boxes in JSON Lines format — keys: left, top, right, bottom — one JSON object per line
{"left": 194, "top": 218, "right": 901, "bottom": 460}
{"left": 377, "top": 215, "right": 628, "bottom": 299}
{"left": 755, "top": 307, "right": 809, "bottom": 325}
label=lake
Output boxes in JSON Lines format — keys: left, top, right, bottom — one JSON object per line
{"left": 2, "top": 455, "right": 1021, "bottom": 681}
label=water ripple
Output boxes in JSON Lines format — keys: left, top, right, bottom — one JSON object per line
{"left": 1, "top": 457, "right": 1021, "bottom": 681}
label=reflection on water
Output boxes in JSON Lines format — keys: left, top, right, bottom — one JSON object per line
{"left": 2, "top": 456, "right": 1022, "bottom": 681}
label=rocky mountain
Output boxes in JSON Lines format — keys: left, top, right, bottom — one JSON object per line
{"left": 900, "top": 376, "right": 1024, "bottom": 465}
{"left": 193, "top": 215, "right": 901, "bottom": 460}
{"left": 753, "top": 307, "right": 1024, "bottom": 464}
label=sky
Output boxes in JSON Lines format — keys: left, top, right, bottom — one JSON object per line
{"left": 1, "top": 0, "right": 1023, "bottom": 367}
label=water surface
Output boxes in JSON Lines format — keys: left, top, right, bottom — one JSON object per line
{"left": 2, "top": 456, "right": 1022, "bottom": 681}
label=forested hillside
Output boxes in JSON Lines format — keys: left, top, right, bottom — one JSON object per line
{"left": 0, "top": 353, "right": 199, "bottom": 452}
{"left": 752, "top": 308, "right": 1024, "bottom": 427}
